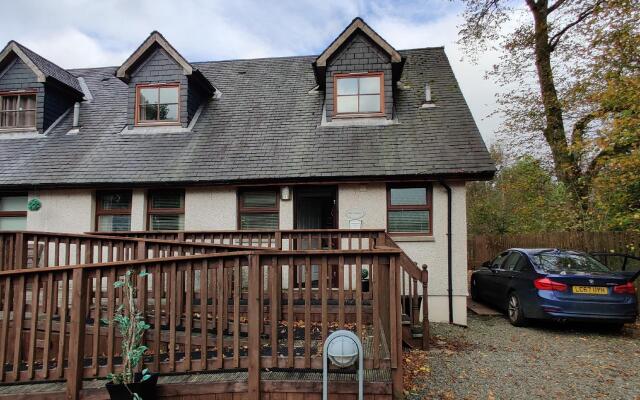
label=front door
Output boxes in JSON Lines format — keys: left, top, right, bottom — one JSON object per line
{"left": 294, "top": 186, "right": 337, "bottom": 229}
{"left": 293, "top": 186, "right": 338, "bottom": 286}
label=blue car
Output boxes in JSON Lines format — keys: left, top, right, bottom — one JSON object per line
{"left": 470, "top": 249, "right": 638, "bottom": 327}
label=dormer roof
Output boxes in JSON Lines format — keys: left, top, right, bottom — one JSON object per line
{"left": 315, "top": 17, "right": 402, "bottom": 68}
{"left": 312, "top": 17, "right": 403, "bottom": 88}
{"left": 115, "top": 31, "right": 215, "bottom": 94}
{"left": 0, "top": 41, "right": 83, "bottom": 95}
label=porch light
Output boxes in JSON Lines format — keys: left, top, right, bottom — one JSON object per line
{"left": 323, "top": 330, "right": 364, "bottom": 400}
{"left": 327, "top": 335, "right": 358, "bottom": 367}
{"left": 280, "top": 186, "right": 291, "bottom": 201}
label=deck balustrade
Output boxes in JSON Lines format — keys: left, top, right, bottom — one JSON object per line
{"left": 0, "top": 230, "right": 428, "bottom": 400}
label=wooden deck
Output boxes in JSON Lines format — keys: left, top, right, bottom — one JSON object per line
{"left": 0, "top": 369, "right": 392, "bottom": 399}
{"left": 0, "top": 230, "right": 429, "bottom": 400}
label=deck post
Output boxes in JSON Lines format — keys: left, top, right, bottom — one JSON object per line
{"left": 136, "top": 240, "right": 147, "bottom": 260}
{"left": 14, "top": 232, "right": 25, "bottom": 269}
{"left": 391, "top": 255, "right": 403, "bottom": 400}
{"left": 248, "top": 253, "right": 261, "bottom": 400}
{"left": 421, "top": 265, "right": 429, "bottom": 350}
{"left": 274, "top": 231, "right": 282, "bottom": 249}
{"left": 67, "top": 267, "right": 88, "bottom": 400}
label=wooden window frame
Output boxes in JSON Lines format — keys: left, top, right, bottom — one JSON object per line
{"left": 147, "top": 189, "right": 185, "bottom": 231}
{"left": 95, "top": 190, "right": 132, "bottom": 232}
{"left": 0, "top": 90, "right": 37, "bottom": 130}
{"left": 237, "top": 188, "right": 280, "bottom": 230}
{"left": 333, "top": 72, "right": 385, "bottom": 118}
{"left": 0, "top": 193, "right": 28, "bottom": 218}
{"left": 134, "top": 83, "right": 180, "bottom": 126}
{"left": 386, "top": 184, "right": 433, "bottom": 236}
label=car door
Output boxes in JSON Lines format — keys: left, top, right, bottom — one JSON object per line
{"left": 510, "top": 253, "right": 540, "bottom": 315}
{"left": 492, "top": 252, "right": 520, "bottom": 306}
{"left": 481, "top": 252, "right": 510, "bottom": 306}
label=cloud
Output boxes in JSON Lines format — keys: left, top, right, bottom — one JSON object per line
{"left": 0, "top": 0, "right": 504, "bottom": 143}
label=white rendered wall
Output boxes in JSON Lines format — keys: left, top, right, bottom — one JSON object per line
{"left": 337, "top": 182, "right": 468, "bottom": 325}
{"left": 184, "top": 187, "right": 237, "bottom": 230}
{"left": 27, "top": 189, "right": 95, "bottom": 233}
{"left": 131, "top": 189, "right": 147, "bottom": 230}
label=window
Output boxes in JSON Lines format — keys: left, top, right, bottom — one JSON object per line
{"left": 135, "top": 84, "right": 179, "bottom": 125}
{"left": 334, "top": 73, "right": 383, "bottom": 115}
{"left": 502, "top": 252, "right": 522, "bottom": 271}
{"left": 148, "top": 190, "right": 184, "bottom": 230}
{"left": 387, "top": 185, "right": 432, "bottom": 234}
{"left": 96, "top": 191, "right": 132, "bottom": 232}
{"left": 238, "top": 190, "right": 279, "bottom": 229}
{"left": 0, "top": 92, "right": 36, "bottom": 129}
{"left": 490, "top": 252, "right": 509, "bottom": 269}
{"left": 0, "top": 194, "right": 27, "bottom": 230}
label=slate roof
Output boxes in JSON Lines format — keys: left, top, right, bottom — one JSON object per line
{"left": 12, "top": 41, "right": 83, "bottom": 94}
{"left": 0, "top": 47, "right": 495, "bottom": 189}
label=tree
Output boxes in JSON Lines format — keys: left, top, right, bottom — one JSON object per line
{"left": 459, "top": 0, "right": 639, "bottom": 224}
{"left": 467, "top": 147, "right": 579, "bottom": 234}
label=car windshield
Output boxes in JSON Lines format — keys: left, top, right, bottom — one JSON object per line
{"left": 532, "top": 251, "right": 611, "bottom": 274}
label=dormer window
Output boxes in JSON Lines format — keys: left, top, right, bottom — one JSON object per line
{"left": 334, "top": 73, "right": 384, "bottom": 116}
{"left": 135, "top": 83, "right": 179, "bottom": 125}
{"left": 0, "top": 92, "right": 36, "bottom": 129}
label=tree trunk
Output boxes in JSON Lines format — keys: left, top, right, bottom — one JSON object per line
{"left": 528, "top": 0, "right": 589, "bottom": 214}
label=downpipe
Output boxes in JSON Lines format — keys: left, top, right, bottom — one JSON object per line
{"left": 439, "top": 180, "right": 454, "bottom": 324}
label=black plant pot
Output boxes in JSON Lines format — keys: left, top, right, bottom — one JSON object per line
{"left": 106, "top": 373, "right": 159, "bottom": 400}
{"left": 362, "top": 279, "right": 370, "bottom": 292}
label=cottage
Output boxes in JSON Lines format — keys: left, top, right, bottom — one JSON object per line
{"left": 0, "top": 17, "right": 494, "bottom": 399}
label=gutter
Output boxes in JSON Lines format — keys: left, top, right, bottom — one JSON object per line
{"left": 439, "top": 180, "right": 454, "bottom": 324}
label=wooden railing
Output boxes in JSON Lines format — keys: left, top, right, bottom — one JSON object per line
{"left": 84, "top": 229, "right": 430, "bottom": 348}
{"left": 0, "top": 231, "right": 266, "bottom": 270}
{"left": 86, "top": 229, "right": 387, "bottom": 250}
{"left": 0, "top": 248, "right": 405, "bottom": 399}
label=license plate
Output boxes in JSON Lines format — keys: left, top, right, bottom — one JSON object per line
{"left": 572, "top": 286, "right": 608, "bottom": 295}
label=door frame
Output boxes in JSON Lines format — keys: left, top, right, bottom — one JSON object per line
{"left": 293, "top": 185, "right": 339, "bottom": 229}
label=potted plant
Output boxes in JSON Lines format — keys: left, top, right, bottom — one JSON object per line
{"left": 102, "top": 270, "right": 158, "bottom": 400}
{"left": 361, "top": 268, "right": 370, "bottom": 292}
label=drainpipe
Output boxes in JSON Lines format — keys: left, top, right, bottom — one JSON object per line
{"left": 439, "top": 180, "right": 454, "bottom": 324}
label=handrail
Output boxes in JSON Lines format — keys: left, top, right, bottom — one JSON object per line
{"left": 383, "top": 233, "right": 423, "bottom": 281}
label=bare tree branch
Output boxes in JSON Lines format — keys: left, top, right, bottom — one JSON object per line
{"left": 571, "top": 111, "right": 598, "bottom": 142}
{"left": 548, "top": 0, "right": 568, "bottom": 14}
{"left": 549, "top": 1, "right": 603, "bottom": 50}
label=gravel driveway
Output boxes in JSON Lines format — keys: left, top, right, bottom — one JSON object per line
{"left": 408, "top": 314, "right": 640, "bottom": 400}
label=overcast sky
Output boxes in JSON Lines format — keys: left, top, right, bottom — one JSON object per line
{"left": 0, "top": 0, "right": 503, "bottom": 144}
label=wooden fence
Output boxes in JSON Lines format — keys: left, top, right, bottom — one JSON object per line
{"left": 468, "top": 231, "right": 640, "bottom": 269}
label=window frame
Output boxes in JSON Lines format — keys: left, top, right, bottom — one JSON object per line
{"left": 386, "top": 184, "right": 433, "bottom": 236}
{"left": 0, "top": 90, "right": 37, "bottom": 130}
{"left": 333, "top": 72, "right": 385, "bottom": 117}
{"left": 134, "top": 83, "right": 180, "bottom": 126}
{"left": 95, "top": 190, "right": 133, "bottom": 232}
{"left": 237, "top": 188, "right": 280, "bottom": 230}
{"left": 146, "top": 189, "right": 185, "bottom": 231}
{"left": 0, "top": 193, "right": 28, "bottom": 230}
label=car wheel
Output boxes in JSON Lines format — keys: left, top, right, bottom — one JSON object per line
{"left": 470, "top": 279, "right": 480, "bottom": 301}
{"left": 507, "top": 292, "right": 527, "bottom": 327}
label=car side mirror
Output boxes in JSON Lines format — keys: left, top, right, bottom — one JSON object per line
{"left": 482, "top": 261, "right": 491, "bottom": 269}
